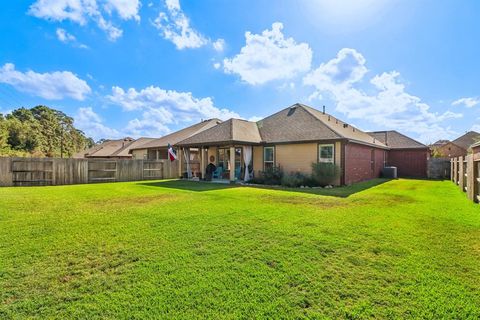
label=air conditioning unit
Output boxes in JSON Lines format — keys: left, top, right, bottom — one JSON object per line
{"left": 382, "top": 166, "right": 397, "bottom": 179}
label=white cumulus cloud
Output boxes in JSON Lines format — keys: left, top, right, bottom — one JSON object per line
{"left": 153, "top": 0, "right": 207, "bottom": 49}
{"left": 56, "top": 28, "right": 76, "bottom": 42}
{"left": 107, "top": 85, "right": 240, "bottom": 136}
{"left": 304, "top": 48, "right": 462, "bottom": 142}
{"left": 75, "top": 107, "right": 120, "bottom": 139}
{"left": 213, "top": 38, "right": 225, "bottom": 52}
{"left": 223, "top": 22, "right": 312, "bottom": 85}
{"left": 0, "top": 63, "right": 91, "bottom": 100}
{"left": 452, "top": 97, "right": 480, "bottom": 108}
{"left": 28, "top": 0, "right": 140, "bottom": 41}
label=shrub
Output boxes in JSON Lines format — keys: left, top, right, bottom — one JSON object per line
{"left": 281, "top": 172, "right": 307, "bottom": 188}
{"left": 311, "top": 162, "right": 340, "bottom": 186}
{"left": 250, "top": 166, "right": 283, "bottom": 185}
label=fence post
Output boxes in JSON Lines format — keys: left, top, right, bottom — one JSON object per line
{"left": 466, "top": 155, "right": 474, "bottom": 201}
{"left": 458, "top": 156, "right": 464, "bottom": 191}
{"left": 450, "top": 159, "right": 452, "bottom": 181}
{"left": 453, "top": 158, "right": 458, "bottom": 184}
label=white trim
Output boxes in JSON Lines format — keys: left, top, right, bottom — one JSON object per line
{"left": 263, "top": 146, "right": 275, "bottom": 170}
{"left": 318, "top": 143, "right": 334, "bottom": 163}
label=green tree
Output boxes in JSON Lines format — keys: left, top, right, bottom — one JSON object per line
{"left": 0, "top": 106, "right": 94, "bottom": 157}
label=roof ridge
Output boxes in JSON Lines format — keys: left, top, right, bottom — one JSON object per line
{"left": 297, "top": 104, "right": 345, "bottom": 139}
{"left": 389, "top": 130, "right": 427, "bottom": 147}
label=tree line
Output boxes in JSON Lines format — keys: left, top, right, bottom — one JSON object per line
{"left": 0, "top": 106, "right": 94, "bottom": 158}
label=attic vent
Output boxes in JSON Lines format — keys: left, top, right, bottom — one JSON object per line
{"left": 287, "top": 107, "right": 296, "bottom": 116}
{"left": 343, "top": 124, "right": 349, "bottom": 128}
{"left": 328, "top": 115, "right": 330, "bottom": 121}
{"left": 335, "top": 120, "right": 338, "bottom": 124}
{"left": 353, "top": 128, "right": 355, "bottom": 132}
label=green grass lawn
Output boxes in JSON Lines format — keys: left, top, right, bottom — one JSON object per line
{"left": 0, "top": 179, "right": 479, "bottom": 319}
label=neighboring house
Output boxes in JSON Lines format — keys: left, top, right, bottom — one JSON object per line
{"left": 472, "top": 141, "right": 480, "bottom": 161}
{"left": 129, "top": 119, "right": 222, "bottom": 160}
{"left": 368, "top": 130, "right": 429, "bottom": 178}
{"left": 73, "top": 137, "right": 155, "bottom": 159}
{"left": 434, "top": 131, "right": 480, "bottom": 158}
{"left": 176, "top": 104, "right": 391, "bottom": 185}
{"left": 431, "top": 140, "right": 450, "bottom": 148}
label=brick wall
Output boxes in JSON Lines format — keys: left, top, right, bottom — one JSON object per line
{"left": 344, "top": 143, "right": 384, "bottom": 185}
{"left": 388, "top": 149, "right": 428, "bottom": 178}
{"left": 435, "top": 143, "right": 466, "bottom": 158}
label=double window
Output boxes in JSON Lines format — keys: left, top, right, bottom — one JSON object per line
{"left": 264, "top": 146, "right": 275, "bottom": 170}
{"left": 318, "top": 144, "right": 334, "bottom": 163}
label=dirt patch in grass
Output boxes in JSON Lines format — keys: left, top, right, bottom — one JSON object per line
{"left": 91, "top": 194, "right": 179, "bottom": 209}
{"left": 260, "top": 194, "right": 347, "bottom": 209}
{"left": 351, "top": 193, "right": 416, "bottom": 207}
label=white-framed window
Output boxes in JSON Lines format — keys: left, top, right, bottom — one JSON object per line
{"left": 318, "top": 144, "right": 334, "bottom": 163}
{"left": 264, "top": 146, "right": 275, "bottom": 170}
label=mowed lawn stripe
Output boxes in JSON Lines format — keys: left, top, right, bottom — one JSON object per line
{"left": 0, "top": 179, "right": 479, "bottom": 319}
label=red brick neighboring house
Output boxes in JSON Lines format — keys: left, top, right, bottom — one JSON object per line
{"left": 432, "top": 131, "right": 480, "bottom": 158}
{"left": 368, "top": 131, "right": 429, "bottom": 178}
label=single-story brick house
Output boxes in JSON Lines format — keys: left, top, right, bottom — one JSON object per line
{"left": 172, "top": 103, "right": 427, "bottom": 185}
{"left": 367, "top": 130, "right": 429, "bottom": 178}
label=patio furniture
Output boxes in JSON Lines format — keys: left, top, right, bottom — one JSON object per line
{"left": 213, "top": 167, "right": 223, "bottom": 179}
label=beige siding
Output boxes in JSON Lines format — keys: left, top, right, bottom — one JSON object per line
{"left": 334, "top": 141, "right": 341, "bottom": 167}
{"left": 253, "top": 146, "right": 263, "bottom": 176}
{"left": 333, "top": 141, "right": 342, "bottom": 186}
{"left": 207, "top": 147, "right": 217, "bottom": 164}
{"left": 131, "top": 149, "right": 147, "bottom": 160}
{"left": 276, "top": 143, "right": 318, "bottom": 174}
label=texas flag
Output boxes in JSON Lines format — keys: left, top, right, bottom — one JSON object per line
{"left": 167, "top": 144, "right": 177, "bottom": 161}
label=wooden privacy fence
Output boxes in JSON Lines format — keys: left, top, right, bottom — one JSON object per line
{"left": 451, "top": 155, "right": 480, "bottom": 203}
{"left": 0, "top": 157, "right": 178, "bottom": 187}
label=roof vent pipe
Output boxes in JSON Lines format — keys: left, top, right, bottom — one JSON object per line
{"left": 322, "top": 105, "right": 325, "bottom": 114}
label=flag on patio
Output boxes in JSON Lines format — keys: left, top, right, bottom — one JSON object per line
{"left": 167, "top": 144, "right": 177, "bottom": 161}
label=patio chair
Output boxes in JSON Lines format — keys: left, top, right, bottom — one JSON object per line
{"left": 213, "top": 167, "right": 223, "bottom": 179}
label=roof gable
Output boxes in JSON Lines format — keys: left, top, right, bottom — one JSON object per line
{"left": 177, "top": 118, "right": 261, "bottom": 146}
{"left": 257, "top": 105, "right": 341, "bottom": 143}
{"left": 258, "top": 104, "right": 387, "bottom": 147}
{"left": 451, "top": 131, "right": 480, "bottom": 150}
{"left": 368, "top": 130, "right": 427, "bottom": 149}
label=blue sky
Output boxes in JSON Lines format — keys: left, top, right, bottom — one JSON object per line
{"left": 0, "top": 0, "right": 479, "bottom": 143}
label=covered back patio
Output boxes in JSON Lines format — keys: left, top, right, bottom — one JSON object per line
{"left": 175, "top": 119, "right": 262, "bottom": 183}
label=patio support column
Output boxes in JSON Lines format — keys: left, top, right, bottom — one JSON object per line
{"left": 229, "top": 146, "right": 235, "bottom": 182}
{"left": 177, "top": 148, "right": 183, "bottom": 178}
{"left": 200, "top": 147, "right": 206, "bottom": 180}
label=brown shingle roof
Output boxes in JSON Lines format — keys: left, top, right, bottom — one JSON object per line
{"left": 73, "top": 138, "right": 136, "bottom": 158}
{"left": 176, "top": 118, "right": 262, "bottom": 146}
{"left": 257, "top": 104, "right": 388, "bottom": 148}
{"left": 115, "top": 137, "right": 156, "bottom": 156}
{"left": 451, "top": 131, "right": 480, "bottom": 150}
{"left": 368, "top": 131, "right": 427, "bottom": 149}
{"left": 177, "top": 104, "right": 388, "bottom": 148}
{"left": 131, "top": 119, "right": 222, "bottom": 150}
